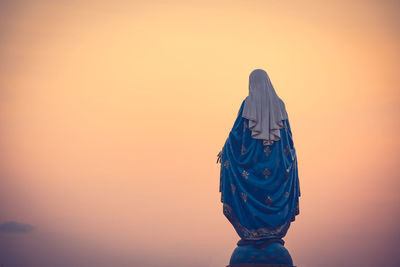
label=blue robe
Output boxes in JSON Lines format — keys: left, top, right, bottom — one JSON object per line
{"left": 219, "top": 100, "right": 300, "bottom": 240}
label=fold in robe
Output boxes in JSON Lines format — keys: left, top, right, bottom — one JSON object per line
{"left": 219, "top": 100, "right": 300, "bottom": 240}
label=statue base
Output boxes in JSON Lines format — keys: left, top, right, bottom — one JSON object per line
{"left": 228, "top": 265, "right": 294, "bottom": 267}
{"left": 226, "top": 239, "right": 295, "bottom": 267}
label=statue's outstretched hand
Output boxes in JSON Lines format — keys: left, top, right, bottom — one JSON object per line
{"left": 216, "top": 150, "right": 222, "bottom": 164}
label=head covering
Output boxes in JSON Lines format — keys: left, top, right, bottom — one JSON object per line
{"left": 242, "top": 69, "right": 288, "bottom": 145}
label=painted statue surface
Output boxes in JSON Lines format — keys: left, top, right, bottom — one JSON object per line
{"left": 218, "top": 69, "right": 300, "bottom": 241}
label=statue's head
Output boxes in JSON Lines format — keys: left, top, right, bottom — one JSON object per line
{"left": 249, "top": 69, "right": 272, "bottom": 94}
{"left": 249, "top": 69, "right": 268, "bottom": 79}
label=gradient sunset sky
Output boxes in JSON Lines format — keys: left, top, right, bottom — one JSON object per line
{"left": 0, "top": 1, "right": 399, "bottom": 266}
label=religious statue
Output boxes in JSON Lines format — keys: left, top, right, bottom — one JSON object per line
{"left": 217, "top": 69, "right": 300, "bottom": 267}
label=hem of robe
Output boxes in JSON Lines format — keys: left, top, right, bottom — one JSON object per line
{"left": 222, "top": 203, "right": 299, "bottom": 241}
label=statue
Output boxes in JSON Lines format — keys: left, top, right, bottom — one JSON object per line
{"left": 217, "top": 69, "right": 300, "bottom": 267}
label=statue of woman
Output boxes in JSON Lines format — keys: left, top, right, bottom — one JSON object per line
{"left": 218, "top": 69, "right": 300, "bottom": 245}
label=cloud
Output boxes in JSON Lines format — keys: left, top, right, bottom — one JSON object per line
{"left": 0, "top": 221, "right": 35, "bottom": 233}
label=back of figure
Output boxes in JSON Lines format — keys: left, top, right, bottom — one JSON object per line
{"left": 218, "top": 69, "right": 300, "bottom": 242}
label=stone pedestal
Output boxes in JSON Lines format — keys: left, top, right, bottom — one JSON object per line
{"left": 226, "top": 239, "right": 295, "bottom": 267}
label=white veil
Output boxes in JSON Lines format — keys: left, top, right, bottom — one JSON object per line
{"left": 242, "top": 69, "right": 288, "bottom": 145}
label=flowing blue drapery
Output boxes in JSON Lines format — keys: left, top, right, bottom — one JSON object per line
{"left": 219, "top": 100, "right": 300, "bottom": 240}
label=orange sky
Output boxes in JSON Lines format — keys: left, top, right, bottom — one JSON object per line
{"left": 0, "top": 1, "right": 399, "bottom": 266}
